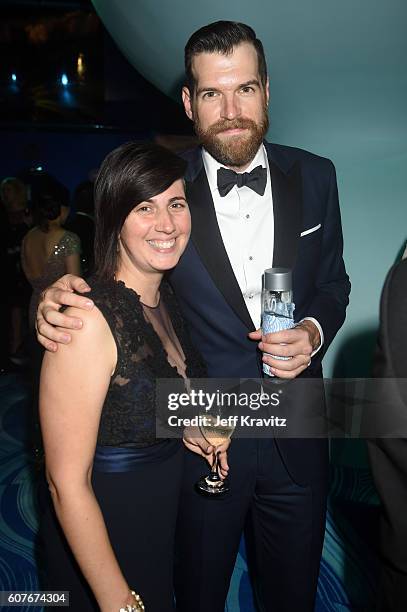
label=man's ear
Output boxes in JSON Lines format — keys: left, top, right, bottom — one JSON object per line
{"left": 182, "top": 86, "right": 193, "bottom": 121}
{"left": 265, "top": 77, "right": 270, "bottom": 106}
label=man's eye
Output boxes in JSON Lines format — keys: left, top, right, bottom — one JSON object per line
{"left": 241, "top": 86, "right": 255, "bottom": 94}
{"left": 203, "top": 91, "right": 217, "bottom": 99}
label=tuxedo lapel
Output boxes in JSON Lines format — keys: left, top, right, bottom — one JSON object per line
{"left": 265, "top": 146, "right": 303, "bottom": 269}
{"left": 183, "top": 143, "right": 303, "bottom": 330}
{"left": 186, "top": 169, "right": 254, "bottom": 331}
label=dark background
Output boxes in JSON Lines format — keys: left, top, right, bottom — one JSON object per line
{"left": 0, "top": 0, "right": 194, "bottom": 192}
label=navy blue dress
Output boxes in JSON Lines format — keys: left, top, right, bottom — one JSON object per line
{"left": 39, "top": 278, "right": 206, "bottom": 612}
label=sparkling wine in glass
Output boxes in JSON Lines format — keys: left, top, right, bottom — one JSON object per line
{"left": 195, "top": 413, "right": 235, "bottom": 496}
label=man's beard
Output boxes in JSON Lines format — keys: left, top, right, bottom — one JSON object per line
{"left": 194, "top": 110, "right": 269, "bottom": 169}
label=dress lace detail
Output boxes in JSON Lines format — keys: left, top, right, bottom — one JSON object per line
{"left": 87, "top": 277, "right": 207, "bottom": 448}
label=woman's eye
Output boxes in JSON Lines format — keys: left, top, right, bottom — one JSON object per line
{"left": 136, "top": 206, "right": 151, "bottom": 213}
{"left": 170, "top": 202, "right": 185, "bottom": 209}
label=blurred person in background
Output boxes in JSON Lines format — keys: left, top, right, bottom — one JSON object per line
{"left": 21, "top": 183, "right": 81, "bottom": 456}
{"left": 26, "top": 170, "right": 71, "bottom": 228}
{"left": 21, "top": 186, "right": 81, "bottom": 332}
{"left": 65, "top": 180, "right": 95, "bottom": 276}
{"left": 367, "top": 257, "right": 407, "bottom": 612}
{"left": 0, "top": 176, "right": 32, "bottom": 366}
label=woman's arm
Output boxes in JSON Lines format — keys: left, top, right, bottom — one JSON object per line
{"left": 65, "top": 251, "right": 81, "bottom": 276}
{"left": 40, "top": 306, "right": 135, "bottom": 612}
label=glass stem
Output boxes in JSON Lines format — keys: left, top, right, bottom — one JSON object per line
{"left": 211, "top": 449, "right": 219, "bottom": 474}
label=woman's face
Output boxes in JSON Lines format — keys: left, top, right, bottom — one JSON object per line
{"left": 119, "top": 179, "right": 191, "bottom": 275}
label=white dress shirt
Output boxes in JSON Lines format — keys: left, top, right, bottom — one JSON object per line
{"left": 202, "top": 145, "right": 323, "bottom": 353}
{"left": 203, "top": 145, "right": 273, "bottom": 328}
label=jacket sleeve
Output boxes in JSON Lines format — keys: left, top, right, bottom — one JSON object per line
{"left": 305, "top": 161, "right": 351, "bottom": 362}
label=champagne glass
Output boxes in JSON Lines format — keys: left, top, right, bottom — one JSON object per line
{"left": 195, "top": 413, "right": 235, "bottom": 496}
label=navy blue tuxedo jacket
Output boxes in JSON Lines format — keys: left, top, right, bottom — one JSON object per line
{"left": 168, "top": 142, "right": 351, "bottom": 483}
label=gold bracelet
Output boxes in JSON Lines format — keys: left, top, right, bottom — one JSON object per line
{"left": 119, "top": 589, "right": 145, "bottom": 611}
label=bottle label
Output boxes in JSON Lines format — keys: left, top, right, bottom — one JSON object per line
{"left": 262, "top": 306, "right": 295, "bottom": 376}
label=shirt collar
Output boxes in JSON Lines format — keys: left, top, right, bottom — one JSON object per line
{"left": 202, "top": 145, "right": 268, "bottom": 196}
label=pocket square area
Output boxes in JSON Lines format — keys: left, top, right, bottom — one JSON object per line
{"left": 300, "top": 223, "right": 321, "bottom": 237}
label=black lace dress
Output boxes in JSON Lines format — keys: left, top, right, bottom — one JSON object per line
{"left": 39, "top": 277, "right": 206, "bottom": 612}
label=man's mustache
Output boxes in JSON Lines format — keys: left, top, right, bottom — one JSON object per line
{"left": 206, "top": 118, "right": 257, "bottom": 135}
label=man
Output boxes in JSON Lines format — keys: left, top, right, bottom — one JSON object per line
{"left": 36, "top": 21, "right": 350, "bottom": 611}
{"left": 367, "top": 259, "right": 407, "bottom": 612}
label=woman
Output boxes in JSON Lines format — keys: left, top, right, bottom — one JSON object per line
{"left": 39, "top": 142, "right": 205, "bottom": 612}
{"left": 21, "top": 190, "right": 81, "bottom": 330}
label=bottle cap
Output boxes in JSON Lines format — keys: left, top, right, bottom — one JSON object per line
{"left": 263, "top": 267, "right": 292, "bottom": 291}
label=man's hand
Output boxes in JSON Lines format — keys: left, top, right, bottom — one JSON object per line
{"left": 36, "top": 274, "right": 94, "bottom": 352}
{"left": 248, "top": 320, "right": 320, "bottom": 379}
{"left": 183, "top": 426, "right": 230, "bottom": 478}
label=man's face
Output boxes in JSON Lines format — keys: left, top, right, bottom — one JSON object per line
{"left": 182, "top": 42, "right": 269, "bottom": 170}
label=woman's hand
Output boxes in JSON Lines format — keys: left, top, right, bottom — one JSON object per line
{"left": 183, "top": 426, "right": 230, "bottom": 478}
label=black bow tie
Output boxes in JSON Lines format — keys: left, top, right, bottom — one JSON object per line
{"left": 217, "top": 165, "right": 267, "bottom": 197}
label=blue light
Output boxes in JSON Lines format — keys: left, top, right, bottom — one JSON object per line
{"left": 61, "top": 73, "right": 68, "bottom": 86}
{"left": 11, "top": 73, "right": 17, "bottom": 82}
{"left": 36, "top": 166, "right": 43, "bottom": 172}
{"left": 61, "top": 88, "right": 74, "bottom": 106}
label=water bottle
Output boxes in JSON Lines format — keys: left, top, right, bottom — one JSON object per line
{"left": 261, "top": 267, "right": 295, "bottom": 376}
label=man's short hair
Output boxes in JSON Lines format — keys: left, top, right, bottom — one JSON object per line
{"left": 184, "top": 21, "right": 268, "bottom": 96}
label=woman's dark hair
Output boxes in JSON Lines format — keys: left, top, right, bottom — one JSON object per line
{"left": 184, "top": 21, "right": 268, "bottom": 96}
{"left": 37, "top": 194, "right": 61, "bottom": 231}
{"left": 31, "top": 174, "right": 69, "bottom": 230}
{"left": 93, "top": 141, "right": 187, "bottom": 280}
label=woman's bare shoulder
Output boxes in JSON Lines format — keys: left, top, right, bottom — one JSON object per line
{"left": 61, "top": 305, "right": 112, "bottom": 342}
